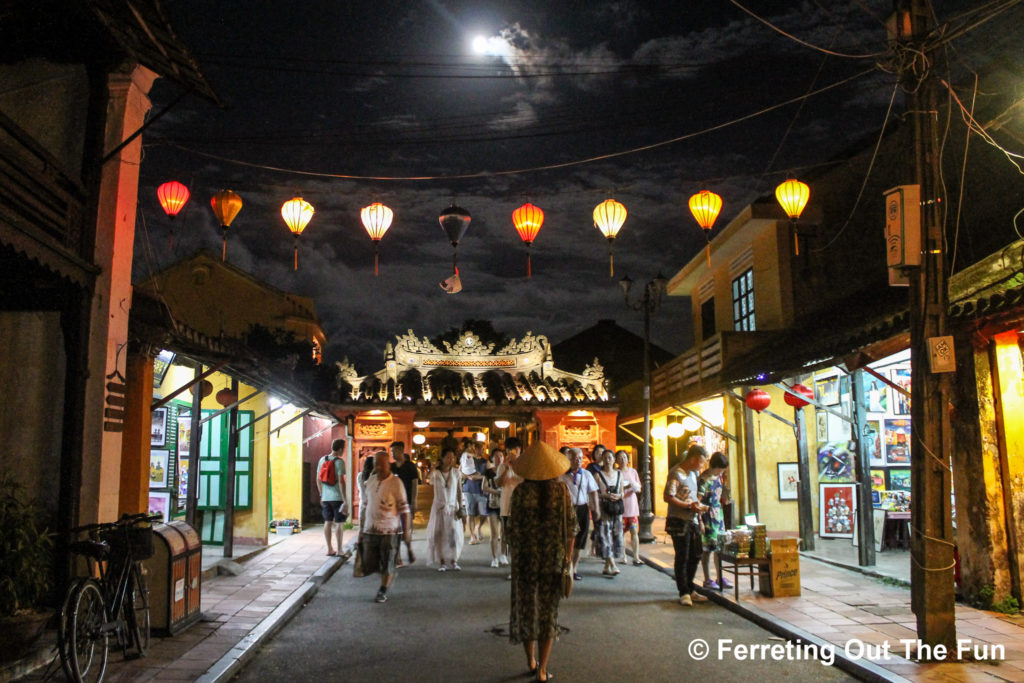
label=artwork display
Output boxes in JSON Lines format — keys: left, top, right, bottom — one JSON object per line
{"left": 777, "top": 462, "right": 799, "bottom": 501}
{"left": 815, "top": 376, "right": 840, "bottom": 405}
{"left": 865, "top": 375, "right": 889, "bottom": 413}
{"left": 820, "top": 483, "right": 856, "bottom": 538}
{"left": 884, "top": 419, "right": 911, "bottom": 464}
{"left": 177, "top": 414, "right": 191, "bottom": 457}
{"left": 151, "top": 407, "right": 168, "bottom": 447}
{"left": 816, "top": 443, "right": 855, "bottom": 483}
{"left": 150, "top": 450, "right": 169, "bottom": 488}
{"left": 870, "top": 469, "right": 886, "bottom": 492}
{"left": 888, "top": 468, "right": 911, "bottom": 492}
{"left": 148, "top": 492, "right": 170, "bottom": 522}
{"left": 890, "top": 368, "right": 912, "bottom": 415}
{"left": 879, "top": 490, "right": 910, "bottom": 511}
{"left": 816, "top": 412, "right": 828, "bottom": 442}
{"left": 865, "top": 419, "right": 883, "bottom": 466}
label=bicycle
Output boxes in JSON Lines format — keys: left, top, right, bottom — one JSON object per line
{"left": 57, "top": 512, "right": 161, "bottom": 682}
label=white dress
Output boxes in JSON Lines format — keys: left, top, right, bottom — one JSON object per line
{"left": 426, "top": 468, "right": 465, "bottom": 565}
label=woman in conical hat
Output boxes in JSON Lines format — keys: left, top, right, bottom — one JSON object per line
{"left": 507, "top": 440, "right": 576, "bottom": 682}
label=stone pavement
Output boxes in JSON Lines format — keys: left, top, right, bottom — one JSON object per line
{"left": 640, "top": 518, "right": 1024, "bottom": 682}
{"left": 15, "top": 525, "right": 353, "bottom": 682}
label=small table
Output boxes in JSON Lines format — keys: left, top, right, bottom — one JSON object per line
{"left": 719, "top": 551, "right": 770, "bottom": 601}
{"left": 882, "top": 511, "right": 911, "bottom": 550}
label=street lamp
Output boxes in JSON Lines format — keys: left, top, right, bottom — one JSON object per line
{"left": 620, "top": 272, "right": 668, "bottom": 543}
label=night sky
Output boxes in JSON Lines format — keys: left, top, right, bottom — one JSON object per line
{"left": 133, "top": 1, "right": 1004, "bottom": 373}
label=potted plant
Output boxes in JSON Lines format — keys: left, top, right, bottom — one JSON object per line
{"left": 0, "top": 475, "right": 55, "bottom": 660}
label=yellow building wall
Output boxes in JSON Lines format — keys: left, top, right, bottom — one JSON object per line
{"left": 269, "top": 406, "right": 305, "bottom": 522}
{"left": 750, "top": 384, "right": 803, "bottom": 534}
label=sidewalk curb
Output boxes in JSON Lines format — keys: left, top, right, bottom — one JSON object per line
{"left": 641, "top": 553, "right": 911, "bottom": 683}
{"left": 800, "top": 552, "right": 911, "bottom": 588}
{"left": 197, "top": 554, "right": 349, "bottom": 683}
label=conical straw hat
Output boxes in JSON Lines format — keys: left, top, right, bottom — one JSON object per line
{"left": 512, "top": 440, "right": 570, "bottom": 481}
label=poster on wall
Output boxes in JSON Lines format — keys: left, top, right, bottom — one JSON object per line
{"left": 815, "top": 376, "right": 840, "bottom": 405}
{"left": 777, "top": 462, "right": 799, "bottom": 501}
{"left": 150, "top": 450, "right": 169, "bottom": 488}
{"left": 176, "top": 414, "right": 191, "bottom": 509}
{"left": 865, "top": 375, "right": 889, "bottom": 413}
{"left": 817, "top": 443, "right": 855, "bottom": 482}
{"left": 888, "top": 468, "right": 911, "bottom": 491}
{"left": 865, "top": 419, "right": 883, "bottom": 466}
{"left": 870, "top": 469, "right": 886, "bottom": 492}
{"left": 149, "top": 492, "right": 170, "bottom": 522}
{"left": 884, "top": 419, "right": 911, "bottom": 464}
{"left": 890, "top": 368, "right": 912, "bottom": 415}
{"left": 816, "top": 412, "right": 828, "bottom": 442}
{"left": 820, "top": 483, "right": 856, "bottom": 538}
{"left": 151, "top": 407, "right": 168, "bottom": 447}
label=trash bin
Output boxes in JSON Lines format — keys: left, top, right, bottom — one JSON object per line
{"left": 146, "top": 521, "right": 203, "bottom": 635}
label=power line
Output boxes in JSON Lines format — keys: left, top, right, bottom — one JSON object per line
{"left": 728, "top": 0, "right": 890, "bottom": 59}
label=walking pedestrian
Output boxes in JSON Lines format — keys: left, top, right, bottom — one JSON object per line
{"left": 615, "top": 450, "right": 643, "bottom": 566}
{"left": 358, "top": 451, "right": 412, "bottom": 603}
{"left": 664, "top": 444, "right": 710, "bottom": 606}
{"left": 391, "top": 440, "right": 419, "bottom": 565}
{"left": 508, "top": 440, "right": 575, "bottom": 683}
{"left": 699, "top": 451, "right": 732, "bottom": 590}
{"left": 497, "top": 437, "right": 524, "bottom": 572}
{"left": 482, "top": 447, "right": 505, "bottom": 567}
{"left": 426, "top": 448, "right": 465, "bottom": 571}
{"left": 316, "top": 438, "right": 348, "bottom": 556}
{"left": 558, "top": 447, "right": 599, "bottom": 580}
{"left": 460, "top": 439, "right": 487, "bottom": 544}
{"left": 357, "top": 454, "right": 374, "bottom": 523}
{"left": 594, "top": 448, "right": 625, "bottom": 576}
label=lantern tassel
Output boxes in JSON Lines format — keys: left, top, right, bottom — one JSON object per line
{"left": 374, "top": 245, "right": 380, "bottom": 277}
{"left": 705, "top": 242, "right": 711, "bottom": 268}
{"left": 526, "top": 244, "right": 532, "bottom": 279}
{"left": 609, "top": 249, "right": 614, "bottom": 278}
{"left": 793, "top": 222, "right": 800, "bottom": 256}
{"left": 221, "top": 227, "right": 227, "bottom": 261}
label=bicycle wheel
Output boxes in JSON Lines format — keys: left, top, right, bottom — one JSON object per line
{"left": 123, "top": 562, "right": 151, "bottom": 658}
{"left": 68, "top": 579, "right": 109, "bottom": 683}
{"left": 58, "top": 577, "right": 89, "bottom": 681}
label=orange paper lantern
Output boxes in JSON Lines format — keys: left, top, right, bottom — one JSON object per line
{"left": 512, "top": 203, "right": 544, "bottom": 278}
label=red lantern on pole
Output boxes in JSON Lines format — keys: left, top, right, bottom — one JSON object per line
{"left": 157, "top": 181, "right": 190, "bottom": 248}
{"left": 745, "top": 388, "right": 771, "bottom": 413}
{"left": 784, "top": 383, "right": 814, "bottom": 408}
{"left": 512, "top": 203, "right": 544, "bottom": 278}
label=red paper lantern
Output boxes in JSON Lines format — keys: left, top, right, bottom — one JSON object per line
{"left": 215, "top": 387, "right": 238, "bottom": 408}
{"left": 512, "top": 203, "right": 544, "bottom": 278}
{"left": 157, "top": 181, "right": 190, "bottom": 218}
{"left": 784, "top": 383, "right": 814, "bottom": 409}
{"left": 199, "top": 379, "right": 213, "bottom": 398}
{"left": 745, "top": 388, "right": 771, "bottom": 413}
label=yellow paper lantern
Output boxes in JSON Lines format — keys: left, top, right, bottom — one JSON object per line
{"left": 775, "top": 178, "right": 810, "bottom": 255}
{"left": 281, "top": 197, "right": 314, "bottom": 270}
{"left": 360, "top": 202, "right": 394, "bottom": 276}
{"left": 593, "top": 199, "right": 627, "bottom": 277}
{"left": 210, "top": 189, "right": 243, "bottom": 261}
{"left": 688, "top": 190, "right": 723, "bottom": 267}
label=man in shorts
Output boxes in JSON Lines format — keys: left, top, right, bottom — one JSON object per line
{"left": 316, "top": 438, "right": 348, "bottom": 556}
{"left": 360, "top": 451, "right": 412, "bottom": 603}
{"left": 390, "top": 440, "right": 419, "bottom": 565}
{"left": 460, "top": 440, "right": 488, "bottom": 544}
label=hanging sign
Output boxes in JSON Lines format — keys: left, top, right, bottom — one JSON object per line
{"left": 884, "top": 185, "right": 921, "bottom": 269}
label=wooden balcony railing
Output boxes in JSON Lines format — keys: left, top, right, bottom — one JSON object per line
{"left": 650, "top": 330, "right": 772, "bottom": 409}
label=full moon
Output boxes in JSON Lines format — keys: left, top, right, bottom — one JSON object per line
{"left": 471, "top": 35, "right": 488, "bottom": 54}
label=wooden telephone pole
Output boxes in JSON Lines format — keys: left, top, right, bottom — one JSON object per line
{"left": 901, "top": 0, "right": 957, "bottom": 650}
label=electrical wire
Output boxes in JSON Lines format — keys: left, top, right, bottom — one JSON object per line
{"left": 811, "top": 80, "right": 900, "bottom": 253}
{"left": 728, "top": 0, "right": 889, "bottom": 59}
{"left": 949, "top": 73, "right": 977, "bottom": 274}
{"left": 941, "top": 78, "right": 1024, "bottom": 174}
{"left": 162, "top": 67, "right": 876, "bottom": 182}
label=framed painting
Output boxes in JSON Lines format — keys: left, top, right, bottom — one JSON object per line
{"left": 150, "top": 449, "right": 169, "bottom": 488}
{"left": 148, "top": 492, "right": 170, "bottom": 522}
{"left": 888, "top": 468, "right": 911, "bottom": 492}
{"left": 817, "top": 443, "right": 855, "bottom": 483}
{"left": 884, "top": 419, "right": 911, "bottom": 464}
{"left": 870, "top": 469, "right": 887, "bottom": 492}
{"left": 890, "top": 368, "right": 912, "bottom": 415}
{"left": 820, "top": 483, "right": 856, "bottom": 538}
{"left": 815, "top": 376, "right": 840, "bottom": 405}
{"left": 865, "top": 419, "right": 884, "bottom": 466}
{"left": 865, "top": 374, "right": 889, "bottom": 413}
{"left": 151, "top": 407, "right": 168, "bottom": 447}
{"left": 777, "top": 462, "right": 799, "bottom": 501}
{"left": 816, "top": 411, "right": 828, "bottom": 443}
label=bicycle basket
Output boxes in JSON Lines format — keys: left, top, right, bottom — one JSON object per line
{"left": 100, "top": 525, "right": 155, "bottom": 560}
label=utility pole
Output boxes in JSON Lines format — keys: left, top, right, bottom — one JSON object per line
{"left": 899, "top": 0, "right": 956, "bottom": 650}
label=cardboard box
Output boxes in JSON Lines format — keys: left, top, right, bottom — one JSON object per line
{"left": 770, "top": 537, "right": 799, "bottom": 554}
{"left": 764, "top": 553, "right": 801, "bottom": 597}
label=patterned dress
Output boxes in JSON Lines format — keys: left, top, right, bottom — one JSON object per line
{"left": 507, "top": 479, "right": 577, "bottom": 644}
{"left": 699, "top": 474, "right": 725, "bottom": 551}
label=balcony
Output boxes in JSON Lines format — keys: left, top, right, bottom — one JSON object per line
{"left": 650, "top": 330, "right": 773, "bottom": 410}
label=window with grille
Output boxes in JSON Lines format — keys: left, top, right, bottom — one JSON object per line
{"left": 732, "top": 268, "right": 755, "bottom": 331}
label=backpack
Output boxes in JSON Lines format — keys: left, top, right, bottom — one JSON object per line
{"left": 319, "top": 456, "right": 337, "bottom": 486}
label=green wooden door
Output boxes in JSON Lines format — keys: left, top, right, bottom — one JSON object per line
{"left": 197, "top": 409, "right": 254, "bottom": 544}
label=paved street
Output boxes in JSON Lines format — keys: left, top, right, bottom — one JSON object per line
{"left": 233, "top": 537, "right": 856, "bottom": 683}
